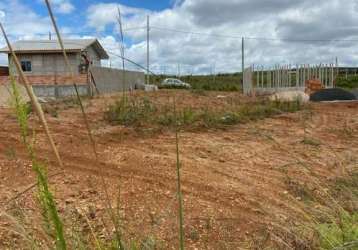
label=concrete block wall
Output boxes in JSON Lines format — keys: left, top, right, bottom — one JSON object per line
{"left": 90, "top": 66, "right": 145, "bottom": 94}
{"left": 33, "top": 84, "right": 89, "bottom": 98}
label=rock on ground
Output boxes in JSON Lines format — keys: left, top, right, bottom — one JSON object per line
{"left": 269, "top": 91, "right": 309, "bottom": 103}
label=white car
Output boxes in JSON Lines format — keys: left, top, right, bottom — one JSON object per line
{"left": 161, "top": 78, "right": 191, "bottom": 88}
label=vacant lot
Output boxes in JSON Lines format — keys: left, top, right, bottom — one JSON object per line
{"left": 0, "top": 90, "right": 357, "bottom": 249}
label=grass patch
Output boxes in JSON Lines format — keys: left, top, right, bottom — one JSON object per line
{"left": 104, "top": 96, "right": 305, "bottom": 130}
{"left": 317, "top": 212, "right": 358, "bottom": 249}
{"left": 336, "top": 76, "right": 358, "bottom": 89}
{"left": 104, "top": 96, "right": 156, "bottom": 126}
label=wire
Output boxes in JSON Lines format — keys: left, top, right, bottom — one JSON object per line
{"left": 106, "top": 51, "right": 158, "bottom": 76}
{"left": 151, "top": 26, "right": 242, "bottom": 39}
{"left": 151, "top": 26, "right": 358, "bottom": 43}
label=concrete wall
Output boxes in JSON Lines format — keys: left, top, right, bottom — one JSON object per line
{"left": 90, "top": 66, "right": 145, "bottom": 94}
{"left": 86, "top": 46, "right": 101, "bottom": 67}
{"left": 9, "top": 53, "right": 80, "bottom": 75}
{"left": 33, "top": 84, "right": 89, "bottom": 98}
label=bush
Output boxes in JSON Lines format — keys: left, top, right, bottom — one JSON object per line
{"left": 336, "top": 76, "right": 358, "bottom": 89}
{"left": 104, "top": 97, "right": 156, "bottom": 126}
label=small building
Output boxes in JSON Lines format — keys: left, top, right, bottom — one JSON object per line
{"left": 0, "top": 39, "right": 144, "bottom": 97}
{"left": 0, "top": 39, "right": 108, "bottom": 82}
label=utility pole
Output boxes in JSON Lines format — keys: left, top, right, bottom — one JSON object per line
{"left": 242, "top": 37, "right": 245, "bottom": 91}
{"left": 146, "top": 15, "right": 150, "bottom": 85}
{"left": 49, "top": 31, "right": 51, "bottom": 40}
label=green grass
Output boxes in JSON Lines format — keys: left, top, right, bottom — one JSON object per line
{"left": 336, "top": 75, "right": 358, "bottom": 89}
{"left": 317, "top": 212, "right": 358, "bottom": 249}
{"left": 104, "top": 97, "right": 305, "bottom": 129}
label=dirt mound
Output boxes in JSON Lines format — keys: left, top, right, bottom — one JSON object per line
{"left": 310, "top": 88, "right": 356, "bottom": 102}
{"left": 0, "top": 83, "right": 29, "bottom": 107}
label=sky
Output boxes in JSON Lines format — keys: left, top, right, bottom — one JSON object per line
{"left": 0, "top": 0, "right": 358, "bottom": 74}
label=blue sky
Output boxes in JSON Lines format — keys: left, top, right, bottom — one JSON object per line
{"left": 23, "top": 0, "right": 174, "bottom": 36}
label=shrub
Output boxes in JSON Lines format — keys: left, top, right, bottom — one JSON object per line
{"left": 104, "top": 97, "right": 156, "bottom": 126}
{"left": 336, "top": 76, "right": 358, "bottom": 89}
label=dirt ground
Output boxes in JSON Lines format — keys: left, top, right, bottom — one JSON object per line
{"left": 0, "top": 90, "right": 357, "bottom": 249}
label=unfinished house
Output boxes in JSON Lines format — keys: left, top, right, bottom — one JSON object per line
{"left": 0, "top": 39, "right": 145, "bottom": 98}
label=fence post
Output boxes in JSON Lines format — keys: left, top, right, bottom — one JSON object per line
{"left": 330, "top": 63, "right": 334, "bottom": 87}
{"left": 261, "top": 65, "right": 264, "bottom": 88}
{"left": 242, "top": 37, "right": 245, "bottom": 91}
{"left": 146, "top": 15, "right": 150, "bottom": 85}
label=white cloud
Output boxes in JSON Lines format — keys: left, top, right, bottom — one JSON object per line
{"left": 1, "top": 1, "right": 358, "bottom": 72}
{"left": 86, "top": 3, "right": 149, "bottom": 32}
{"left": 49, "top": 0, "right": 75, "bottom": 14}
{"left": 84, "top": 0, "right": 358, "bottom": 74}
{"left": 0, "top": 10, "right": 5, "bottom": 21}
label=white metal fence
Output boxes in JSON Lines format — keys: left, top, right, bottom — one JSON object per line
{"left": 243, "top": 63, "right": 337, "bottom": 95}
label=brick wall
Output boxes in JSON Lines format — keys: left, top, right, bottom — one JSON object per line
{"left": 0, "top": 74, "right": 88, "bottom": 85}
{"left": 0, "top": 66, "right": 8, "bottom": 76}
{"left": 305, "top": 79, "right": 323, "bottom": 95}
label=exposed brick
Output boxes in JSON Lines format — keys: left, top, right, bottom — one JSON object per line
{"left": 0, "top": 74, "right": 88, "bottom": 86}
{"left": 305, "top": 79, "right": 323, "bottom": 95}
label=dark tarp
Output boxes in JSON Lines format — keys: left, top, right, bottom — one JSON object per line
{"left": 310, "top": 88, "right": 356, "bottom": 102}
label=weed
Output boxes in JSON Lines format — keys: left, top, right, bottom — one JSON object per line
{"left": 10, "top": 79, "right": 67, "bottom": 249}
{"left": 174, "top": 97, "right": 185, "bottom": 250}
{"left": 181, "top": 107, "right": 197, "bottom": 125}
{"left": 301, "top": 137, "right": 321, "bottom": 147}
{"left": 4, "top": 147, "right": 16, "bottom": 160}
{"left": 317, "top": 212, "right": 358, "bottom": 249}
{"left": 219, "top": 112, "right": 241, "bottom": 125}
{"left": 105, "top": 97, "right": 305, "bottom": 131}
{"left": 104, "top": 97, "right": 156, "bottom": 126}
{"left": 284, "top": 176, "right": 314, "bottom": 202}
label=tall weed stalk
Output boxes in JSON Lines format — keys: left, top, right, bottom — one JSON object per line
{"left": 10, "top": 76, "right": 67, "bottom": 249}
{"left": 173, "top": 96, "right": 185, "bottom": 250}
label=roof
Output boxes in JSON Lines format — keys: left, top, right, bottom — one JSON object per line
{"left": 0, "top": 39, "right": 109, "bottom": 59}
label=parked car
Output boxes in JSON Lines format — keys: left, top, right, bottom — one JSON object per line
{"left": 161, "top": 78, "right": 191, "bottom": 89}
